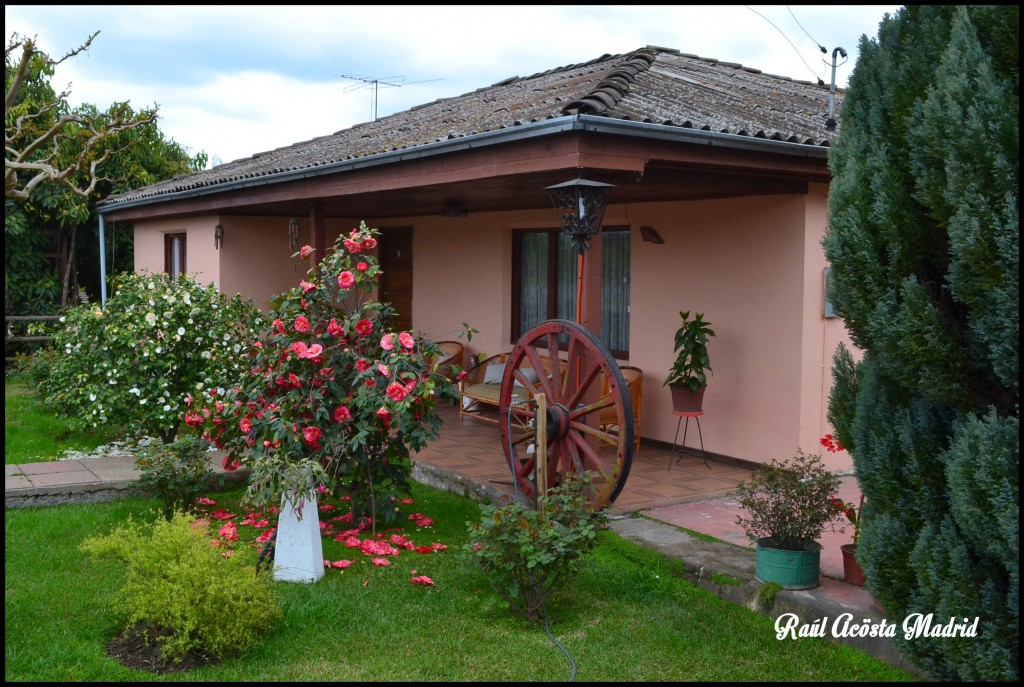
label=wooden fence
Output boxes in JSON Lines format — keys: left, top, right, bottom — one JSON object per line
{"left": 5, "top": 315, "right": 62, "bottom": 364}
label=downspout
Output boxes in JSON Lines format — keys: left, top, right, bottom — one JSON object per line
{"left": 98, "top": 213, "right": 108, "bottom": 307}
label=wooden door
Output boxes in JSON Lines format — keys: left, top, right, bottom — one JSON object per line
{"left": 378, "top": 227, "right": 413, "bottom": 332}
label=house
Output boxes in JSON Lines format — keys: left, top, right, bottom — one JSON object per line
{"left": 97, "top": 46, "right": 855, "bottom": 470}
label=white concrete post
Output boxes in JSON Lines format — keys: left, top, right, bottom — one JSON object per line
{"left": 273, "top": 492, "right": 324, "bottom": 583}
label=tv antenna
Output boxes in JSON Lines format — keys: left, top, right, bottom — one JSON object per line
{"left": 339, "top": 74, "right": 444, "bottom": 121}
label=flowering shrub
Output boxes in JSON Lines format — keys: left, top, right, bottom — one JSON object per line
{"left": 135, "top": 435, "right": 223, "bottom": 518}
{"left": 187, "top": 221, "right": 461, "bottom": 520}
{"left": 732, "top": 450, "right": 843, "bottom": 551}
{"left": 45, "top": 272, "right": 264, "bottom": 444}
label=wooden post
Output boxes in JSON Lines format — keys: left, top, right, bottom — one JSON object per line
{"left": 535, "top": 392, "right": 547, "bottom": 516}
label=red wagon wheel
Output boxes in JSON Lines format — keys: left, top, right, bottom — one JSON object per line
{"left": 498, "top": 319, "right": 634, "bottom": 509}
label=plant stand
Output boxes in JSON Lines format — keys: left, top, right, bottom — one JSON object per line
{"left": 668, "top": 411, "right": 710, "bottom": 469}
{"left": 273, "top": 492, "right": 324, "bottom": 583}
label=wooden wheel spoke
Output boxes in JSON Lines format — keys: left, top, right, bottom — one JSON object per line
{"left": 564, "top": 361, "right": 603, "bottom": 410}
{"left": 568, "top": 430, "right": 615, "bottom": 477}
{"left": 522, "top": 344, "right": 560, "bottom": 403}
{"left": 569, "top": 419, "right": 620, "bottom": 446}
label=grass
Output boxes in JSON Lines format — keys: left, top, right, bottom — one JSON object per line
{"left": 5, "top": 378, "right": 128, "bottom": 464}
{"left": 4, "top": 483, "right": 915, "bottom": 682}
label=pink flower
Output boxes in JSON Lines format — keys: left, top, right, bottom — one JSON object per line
{"left": 333, "top": 405, "right": 352, "bottom": 423}
{"left": 293, "top": 316, "right": 312, "bottom": 333}
{"left": 255, "top": 528, "right": 276, "bottom": 543}
{"left": 361, "top": 237, "right": 377, "bottom": 250}
{"left": 222, "top": 456, "right": 241, "bottom": 472}
{"left": 302, "top": 343, "right": 324, "bottom": 359}
{"left": 218, "top": 522, "right": 239, "bottom": 541}
{"left": 329, "top": 559, "right": 354, "bottom": 569}
{"left": 371, "top": 557, "right": 391, "bottom": 567}
{"left": 302, "top": 426, "right": 323, "bottom": 449}
{"left": 356, "top": 261, "right": 369, "bottom": 272}
{"left": 380, "top": 333, "right": 396, "bottom": 351}
{"left": 376, "top": 407, "right": 391, "bottom": 423}
{"left": 291, "top": 341, "right": 309, "bottom": 357}
{"left": 344, "top": 239, "right": 362, "bottom": 254}
{"left": 360, "top": 539, "right": 399, "bottom": 556}
{"left": 377, "top": 363, "right": 390, "bottom": 376}
{"left": 300, "top": 279, "right": 316, "bottom": 294}
{"left": 210, "top": 509, "right": 236, "bottom": 520}
{"left": 430, "top": 542, "right": 447, "bottom": 551}
{"left": 327, "top": 318, "right": 344, "bottom": 337}
{"left": 386, "top": 382, "right": 409, "bottom": 402}
{"left": 337, "top": 271, "right": 355, "bottom": 290}
{"left": 415, "top": 546, "right": 433, "bottom": 554}
{"left": 398, "top": 332, "right": 415, "bottom": 350}
{"left": 299, "top": 245, "right": 314, "bottom": 259}
{"left": 239, "top": 417, "right": 252, "bottom": 433}
{"left": 195, "top": 497, "right": 216, "bottom": 506}
{"left": 273, "top": 318, "right": 286, "bottom": 334}
{"left": 355, "top": 359, "right": 371, "bottom": 372}
{"left": 355, "top": 319, "right": 373, "bottom": 336}
{"left": 410, "top": 575, "right": 434, "bottom": 586}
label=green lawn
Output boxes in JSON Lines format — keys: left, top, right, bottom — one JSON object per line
{"left": 4, "top": 483, "right": 915, "bottom": 682}
{"left": 4, "top": 377, "right": 129, "bottom": 464}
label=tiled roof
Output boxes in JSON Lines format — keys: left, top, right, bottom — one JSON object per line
{"left": 103, "top": 46, "right": 842, "bottom": 207}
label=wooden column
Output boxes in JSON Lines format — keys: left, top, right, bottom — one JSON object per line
{"left": 310, "top": 204, "right": 326, "bottom": 264}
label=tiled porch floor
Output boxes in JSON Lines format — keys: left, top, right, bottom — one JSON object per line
{"left": 416, "top": 406, "right": 755, "bottom": 515}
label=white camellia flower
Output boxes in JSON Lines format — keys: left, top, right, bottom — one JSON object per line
{"left": 89, "top": 393, "right": 97, "bottom": 401}
{"left": 145, "top": 312, "right": 157, "bottom": 326}
{"left": 177, "top": 327, "right": 186, "bottom": 336}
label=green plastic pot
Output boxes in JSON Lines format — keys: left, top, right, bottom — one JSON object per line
{"left": 755, "top": 538, "right": 821, "bottom": 590}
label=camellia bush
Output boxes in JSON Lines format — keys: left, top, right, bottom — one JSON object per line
{"left": 186, "top": 222, "right": 461, "bottom": 521}
{"left": 46, "top": 272, "right": 264, "bottom": 444}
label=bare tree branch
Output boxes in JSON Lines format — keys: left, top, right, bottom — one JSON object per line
{"left": 5, "top": 31, "right": 158, "bottom": 200}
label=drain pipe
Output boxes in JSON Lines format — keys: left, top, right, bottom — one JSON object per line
{"left": 98, "top": 213, "right": 108, "bottom": 307}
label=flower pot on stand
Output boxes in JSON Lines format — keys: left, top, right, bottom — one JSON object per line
{"left": 755, "top": 538, "right": 822, "bottom": 590}
{"left": 840, "top": 543, "right": 867, "bottom": 586}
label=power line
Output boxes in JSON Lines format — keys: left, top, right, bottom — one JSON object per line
{"left": 786, "top": 5, "right": 826, "bottom": 53}
{"left": 743, "top": 5, "right": 823, "bottom": 84}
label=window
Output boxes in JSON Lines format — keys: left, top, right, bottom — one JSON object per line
{"left": 164, "top": 233, "right": 186, "bottom": 280}
{"left": 513, "top": 227, "right": 630, "bottom": 354}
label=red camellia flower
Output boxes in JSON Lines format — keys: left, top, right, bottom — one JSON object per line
{"left": 398, "top": 332, "right": 415, "bottom": 350}
{"left": 337, "top": 270, "right": 356, "bottom": 290}
{"left": 386, "top": 382, "right": 409, "bottom": 402}
{"left": 410, "top": 575, "right": 434, "bottom": 586}
{"left": 293, "top": 315, "right": 312, "bottom": 333}
{"left": 361, "top": 237, "right": 377, "bottom": 250}
{"left": 380, "top": 333, "right": 396, "bottom": 351}
{"left": 302, "top": 426, "right": 323, "bottom": 449}
{"left": 221, "top": 456, "right": 241, "bottom": 472}
{"left": 376, "top": 407, "right": 391, "bottom": 423}
{"left": 355, "top": 318, "right": 373, "bottom": 336}
{"left": 355, "top": 358, "right": 371, "bottom": 372}
{"left": 291, "top": 341, "right": 309, "bottom": 357}
{"left": 356, "top": 261, "right": 369, "bottom": 272}
{"left": 327, "top": 318, "right": 344, "bottom": 337}
{"left": 333, "top": 405, "right": 352, "bottom": 422}
{"left": 299, "top": 245, "right": 314, "bottom": 259}
{"left": 239, "top": 417, "right": 252, "bottom": 433}
{"left": 343, "top": 239, "right": 362, "bottom": 254}
{"left": 300, "top": 280, "right": 316, "bottom": 294}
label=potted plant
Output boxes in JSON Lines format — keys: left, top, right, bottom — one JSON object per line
{"left": 733, "top": 450, "right": 843, "bottom": 590}
{"left": 832, "top": 494, "right": 866, "bottom": 586}
{"left": 664, "top": 310, "right": 715, "bottom": 413}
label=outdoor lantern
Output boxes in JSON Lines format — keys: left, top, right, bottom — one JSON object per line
{"left": 214, "top": 223, "right": 224, "bottom": 250}
{"left": 288, "top": 217, "right": 300, "bottom": 253}
{"left": 545, "top": 176, "right": 614, "bottom": 254}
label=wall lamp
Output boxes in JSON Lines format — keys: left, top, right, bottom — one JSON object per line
{"left": 288, "top": 217, "right": 300, "bottom": 253}
{"left": 214, "top": 223, "right": 224, "bottom": 250}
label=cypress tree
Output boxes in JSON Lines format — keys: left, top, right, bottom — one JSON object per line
{"left": 825, "top": 6, "right": 1018, "bottom": 680}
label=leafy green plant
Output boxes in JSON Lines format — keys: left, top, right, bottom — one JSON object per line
{"left": 732, "top": 450, "right": 843, "bottom": 551}
{"left": 44, "top": 271, "right": 264, "bottom": 444}
{"left": 12, "top": 346, "right": 59, "bottom": 386}
{"left": 463, "top": 474, "right": 608, "bottom": 623}
{"left": 79, "top": 511, "right": 281, "bottom": 662}
{"left": 135, "top": 435, "right": 222, "bottom": 517}
{"left": 663, "top": 310, "right": 715, "bottom": 391}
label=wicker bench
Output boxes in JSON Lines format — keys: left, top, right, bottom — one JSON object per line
{"left": 458, "top": 352, "right": 567, "bottom": 425}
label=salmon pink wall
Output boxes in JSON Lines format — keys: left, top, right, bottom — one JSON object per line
{"left": 133, "top": 216, "right": 221, "bottom": 287}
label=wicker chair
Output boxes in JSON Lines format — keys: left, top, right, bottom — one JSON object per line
{"left": 432, "top": 341, "right": 464, "bottom": 381}
{"left": 598, "top": 365, "right": 643, "bottom": 452}
{"left": 459, "top": 352, "right": 567, "bottom": 424}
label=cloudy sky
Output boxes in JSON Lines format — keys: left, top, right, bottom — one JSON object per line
{"left": 6, "top": 5, "right": 901, "bottom": 168}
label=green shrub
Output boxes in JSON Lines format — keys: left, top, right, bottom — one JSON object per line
{"left": 11, "top": 346, "right": 59, "bottom": 385}
{"left": 463, "top": 474, "right": 608, "bottom": 623}
{"left": 79, "top": 511, "right": 281, "bottom": 662}
{"left": 135, "top": 435, "right": 222, "bottom": 518}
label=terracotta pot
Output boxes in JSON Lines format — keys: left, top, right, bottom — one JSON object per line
{"left": 670, "top": 384, "right": 705, "bottom": 413}
{"left": 841, "top": 543, "right": 867, "bottom": 586}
